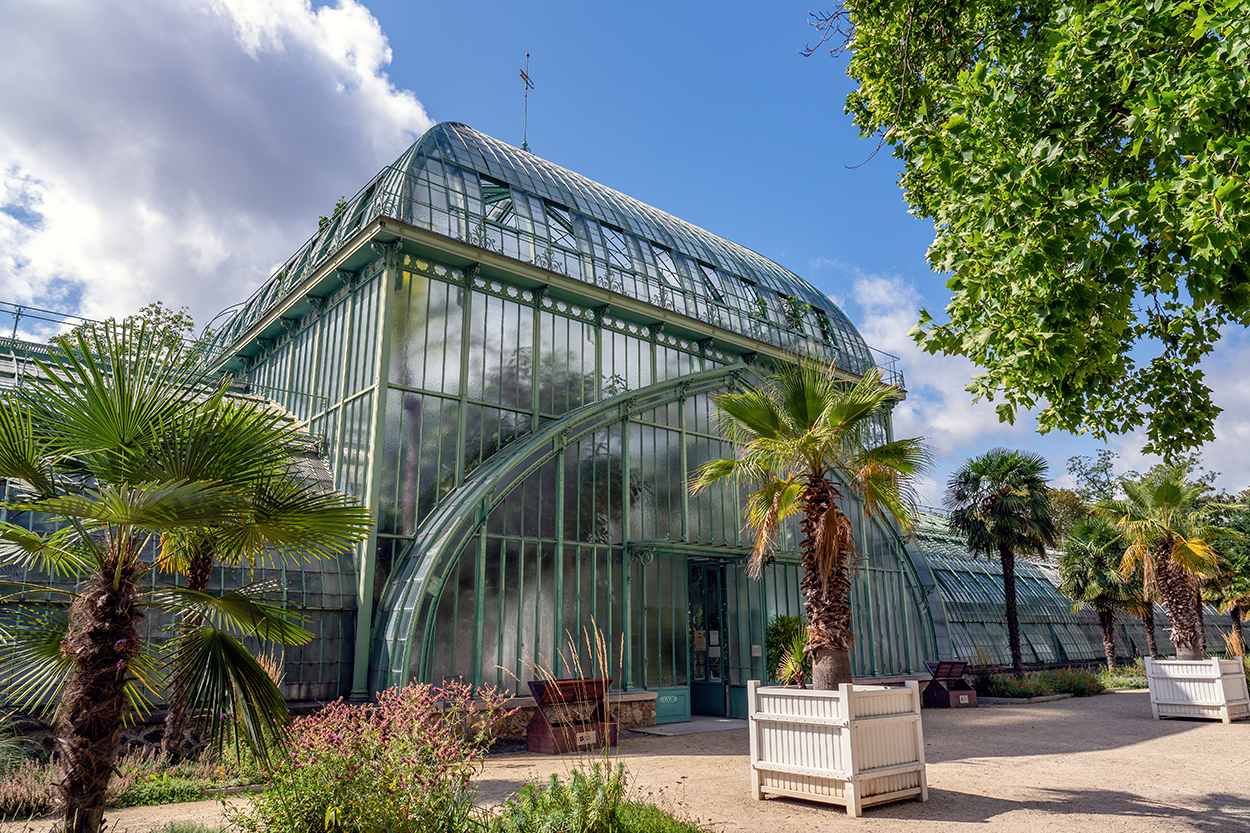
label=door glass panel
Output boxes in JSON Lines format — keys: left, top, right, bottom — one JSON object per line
{"left": 690, "top": 564, "right": 707, "bottom": 682}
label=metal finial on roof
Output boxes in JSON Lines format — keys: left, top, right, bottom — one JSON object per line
{"left": 520, "top": 53, "right": 533, "bottom": 153}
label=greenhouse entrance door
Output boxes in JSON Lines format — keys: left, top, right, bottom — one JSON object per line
{"left": 689, "top": 560, "right": 729, "bottom": 716}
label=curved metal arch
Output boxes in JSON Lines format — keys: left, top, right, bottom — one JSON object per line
{"left": 369, "top": 363, "right": 753, "bottom": 692}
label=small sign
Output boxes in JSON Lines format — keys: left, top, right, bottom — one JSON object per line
{"left": 575, "top": 730, "right": 596, "bottom": 746}
{"left": 751, "top": 644, "right": 762, "bottom": 657}
{"left": 709, "top": 630, "right": 720, "bottom": 647}
{"left": 693, "top": 630, "right": 707, "bottom": 651}
{"left": 959, "top": 695, "right": 969, "bottom": 704}
{"left": 708, "top": 646, "right": 721, "bottom": 659}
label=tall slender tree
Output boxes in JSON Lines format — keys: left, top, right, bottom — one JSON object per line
{"left": 691, "top": 358, "right": 932, "bottom": 689}
{"left": 0, "top": 321, "right": 372, "bottom": 833}
{"left": 1058, "top": 517, "right": 1132, "bottom": 672}
{"left": 946, "top": 448, "right": 1055, "bottom": 677}
{"left": 1101, "top": 466, "right": 1230, "bottom": 661}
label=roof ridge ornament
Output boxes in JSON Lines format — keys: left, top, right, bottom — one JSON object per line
{"left": 519, "top": 52, "right": 534, "bottom": 153}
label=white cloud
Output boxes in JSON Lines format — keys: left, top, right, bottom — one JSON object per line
{"left": 0, "top": 0, "right": 432, "bottom": 329}
{"left": 845, "top": 269, "right": 1039, "bottom": 502}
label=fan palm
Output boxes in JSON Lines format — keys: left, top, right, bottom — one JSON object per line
{"left": 0, "top": 321, "right": 372, "bottom": 833}
{"left": 1204, "top": 553, "right": 1250, "bottom": 653}
{"left": 691, "top": 358, "right": 932, "bottom": 689}
{"left": 1100, "top": 466, "right": 1231, "bottom": 661}
{"left": 946, "top": 448, "right": 1055, "bottom": 677}
{"left": 1058, "top": 517, "right": 1133, "bottom": 672}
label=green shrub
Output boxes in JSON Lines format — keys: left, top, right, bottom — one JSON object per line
{"left": 112, "top": 774, "right": 204, "bottom": 808}
{"left": 1097, "top": 660, "right": 1148, "bottom": 690}
{"left": 765, "top": 615, "right": 808, "bottom": 683}
{"left": 1035, "top": 668, "right": 1104, "bottom": 697}
{"left": 980, "top": 674, "right": 1053, "bottom": 699}
{"left": 154, "top": 823, "right": 225, "bottom": 833}
{"left": 613, "top": 801, "right": 712, "bottom": 833}
{"left": 233, "top": 680, "right": 514, "bottom": 833}
{"left": 489, "top": 763, "right": 627, "bottom": 833}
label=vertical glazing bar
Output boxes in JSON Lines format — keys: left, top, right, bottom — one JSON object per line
{"left": 472, "top": 521, "right": 487, "bottom": 687}
{"left": 554, "top": 446, "right": 565, "bottom": 678}
{"left": 455, "top": 274, "right": 474, "bottom": 486}
{"left": 516, "top": 540, "right": 526, "bottom": 686}
{"left": 531, "top": 290, "right": 544, "bottom": 430}
{"left": 679, "top": 394, "right": 689, "bottom": 542}
{"left": 621, "top": 417, "right": 633, "bottom": 690}
{"left": 349, "top": 265, "right": 386, "bottom": 700}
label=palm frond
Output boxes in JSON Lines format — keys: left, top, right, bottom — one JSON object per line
{"left": 171, "top": 626, "right": 290, "bottom": 761}
{"left": 148, "top": 584, "right": 313, "bottom": 645}
{"left": 17, "top": 480, "right": 244, "bottom": 530}
{"left": 0, "top": 604, "right": 71, "bottom": 719}
{"left": 0, "top": 524, "right": 93, "bottom": 578}
{"left": 211, "top": 479, "right": 372, "bottom": 567}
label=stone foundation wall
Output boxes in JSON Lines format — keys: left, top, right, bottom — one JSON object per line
{"left": 492, "top": 691, "right": 658, "bottom": 741}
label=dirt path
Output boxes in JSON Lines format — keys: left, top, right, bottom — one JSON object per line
{"left": 10, "top": 690, "right": 1249, "bottom": 832}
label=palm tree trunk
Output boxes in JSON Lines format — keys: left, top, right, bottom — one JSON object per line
{"left": 1153, "top": 544, "right": 1203, "bottom": 660}
{"left": 800, "top": 477, "right": 854, "bottom": 690}
{"left": 1098, "top": 609, "right": 1117, "bottom": 673}
{"left": 1000, "top": 546, "right": 1024, "bottom": 677}
{"left": 1142, "top": 607, "right": 1160, "bottom": 659}
{"left": 162, "top": 537, "right": 215, "bottom": 759}
{"left": 1231, "top": 606, "right": 1246, "bottom": 655}
{"left": 56, "top": 544, "right": 141, "bottom": 833}
{"left": 1194, "top": 584, "right": 1207, "bottom": 657}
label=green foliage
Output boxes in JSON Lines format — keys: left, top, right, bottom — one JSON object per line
{"left": 1059, "top": 517, "right": 1131, "bottom": 617}
{"left": 1034, "top": 668, "right": 1106, "bottom": 697}
{"left": 317, "top": 196, "right": 349, "bottom": 232}
{"left": 820, "top": 1, "right": 1250, "bottom": 457}
{"left": 154, "top": 825, "right": 226, "bottom": 833}
{"left": 233, "top": 681, "right": 514, "bottom": 833}
{"left": 110, "top": 775, "right": 203, "bottom": 808}
{"left": 612, "top": 801, "right": 711, "bottom": 833}
{"left": 776, "top": 626, "right": 811, "bottom": 688}
{"left": 764, "top": 615, "right": 808, "bottom": 683}
{"left": 0, "top": 746, "right": 255, "bottom": 818}
{"left": 489, "top": 763, "right": 627, "bottom": 833}
{"left": 975, "top": 668, "right": 1104, "bottom": 698}
{"left": 1098, "top": 659, "right": 1149, "bottom": 690}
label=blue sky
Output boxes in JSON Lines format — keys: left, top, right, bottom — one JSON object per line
{"left": 2, "top": 0, "right": 1247, "bottom": 501}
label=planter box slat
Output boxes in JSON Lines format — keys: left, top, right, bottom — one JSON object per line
{"left": 754, "top": 713, "right": 849, "bottom": 728}
{"left": 1145, "top": 657, "right": 1250, "bottom": 724}
{"left": 748, "top": 680, "right": 928, "bottom": 817}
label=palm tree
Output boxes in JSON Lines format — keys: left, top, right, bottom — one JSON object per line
{"left": 946, "top": 448, "right": 1055, "bottom": 677}
{"left": 691, "top": 358, "right": 932, "bottom": 690}
{"left": 1058, "top": 517, "right": 1132, "bottom": 672}
{"left": 1204, "top": 553, "right": 1250, "bottom": 652}
{"left": 1100, "top": 466, "right": 1229, "bottom": 661}
{"left": 0, "top": 321, "right": 372, "bottom": 833}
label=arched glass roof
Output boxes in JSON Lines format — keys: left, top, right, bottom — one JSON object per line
{"left": 208, "top": 123, "right": 883, "bottom": 378}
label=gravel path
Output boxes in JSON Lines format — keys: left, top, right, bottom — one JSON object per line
{"left": 10, "top": 690, "right": 1249, "bottom": 832}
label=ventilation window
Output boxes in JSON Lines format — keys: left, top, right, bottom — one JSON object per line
{"left": 602, "top": 225, "right": 633, "bottom": 270}
{"left": 699, "top": 263, "right": 727, "bottom": 303}
{"left": 545, "top": 202, "right": 577, "bottom": 249}
{"left": 480, "top": 175, "right": 514, "bottom": 226}
{"left": 652, "top": 246, "right": 683, "bottom": 289}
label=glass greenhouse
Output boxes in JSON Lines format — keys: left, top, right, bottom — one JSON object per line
{"left": 203, "top": 123, "right": 945, "bottom": 720}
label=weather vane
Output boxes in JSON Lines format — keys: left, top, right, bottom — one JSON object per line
{"left": 520, "top": 52, "right": 533, "bottom": 152}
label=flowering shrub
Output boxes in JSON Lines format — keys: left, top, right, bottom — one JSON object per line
{"left": 233, "top": 680, "right": 515, "bottom": 833}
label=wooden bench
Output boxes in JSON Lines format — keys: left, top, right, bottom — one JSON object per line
{"left": 526, "top": 678, "right": 618, "bottom": 754}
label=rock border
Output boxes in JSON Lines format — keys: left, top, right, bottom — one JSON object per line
{"left": 977, "top": 693, "right": 1074, "bottom": 705}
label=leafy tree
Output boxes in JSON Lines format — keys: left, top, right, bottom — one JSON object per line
{"left": 692, "top": 359, "right": 932, "bottom": 689}
{"left": 1058, "top": 517, "right": 1132, "bottom": 671}
{"left": 0, "top": 321, "right": 372, "bottom": 833}
{"left": 808, "top": 0, "right": 1250, "bottom": 457}
{"left": 1101, "top": 465, "right": 1232, "bottom": 660}
{"left": 946, "top": 448, "right": 1056, "bottom": 677}
{"left": 1049, "top": 486, "right": 1090, "bottom": 543}
{"left": 1067, "top": 450, "right": 1121, "bottom": 504}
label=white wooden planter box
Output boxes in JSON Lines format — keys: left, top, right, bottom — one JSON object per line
{"left": 1145, "top": 657, "right": 1250, "bottom": 723}
{"left": 747, "top": 680, "right": 927, "bottom": 817}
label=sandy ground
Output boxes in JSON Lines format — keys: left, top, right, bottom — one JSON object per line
{"left": 9, "top": 690, "right": 1250, "bottom": 833}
